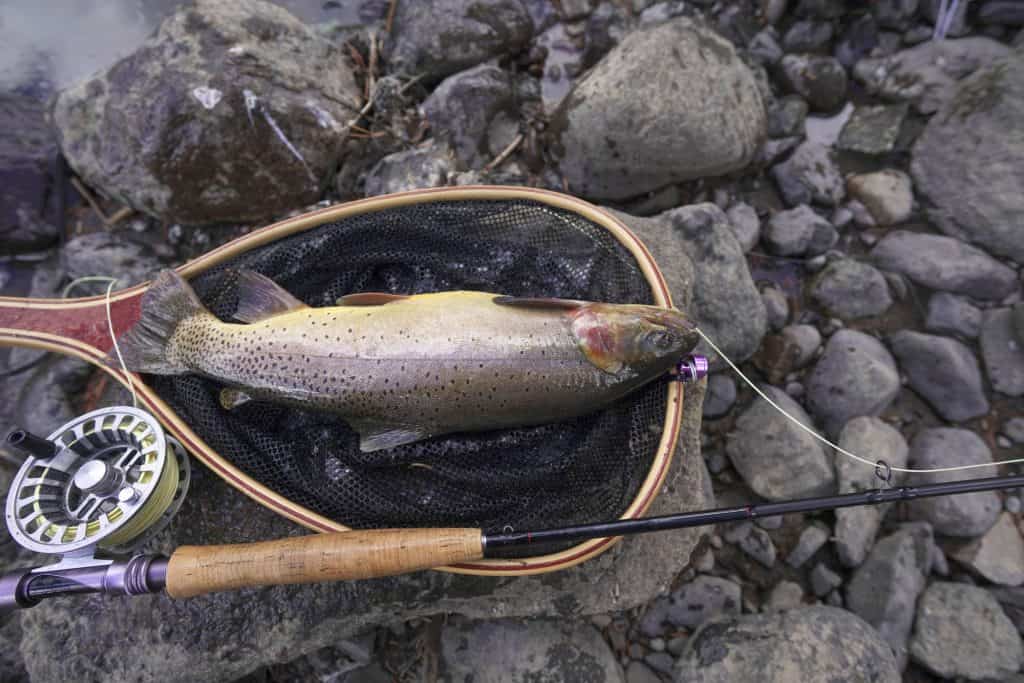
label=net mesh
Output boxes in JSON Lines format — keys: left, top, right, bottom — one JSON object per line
{"left": 148, "top": 199, "right": 668, "bottom": 556}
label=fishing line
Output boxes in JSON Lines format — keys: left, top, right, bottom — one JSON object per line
{"left": 695, "top": 326, "right": 1024, "bottom": 475}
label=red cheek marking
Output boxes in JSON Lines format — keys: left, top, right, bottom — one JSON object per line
{"left": 570, "top": 309, "right": 622, "bottom": 372}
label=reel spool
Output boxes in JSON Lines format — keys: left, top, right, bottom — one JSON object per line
{"left": 5, "top": 406, "right": 190, "bottom": 559}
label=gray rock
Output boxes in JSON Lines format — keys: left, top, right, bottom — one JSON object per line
{"left": 889, "top": 331, "right": 989, "bottom": 421}
{"left": 786, "top": 523, "right": 830, "bottom": 568}
{"left": 385, "top": 0, "right": 533, "bottom": 81}
{"left": 761, "top": 287, "right": 789, "bottom": 331}
{"left": 725, "top": 202, "right": 760, "bottom": 253}
{"left": 810, "top": 259, "right": 893, "bottom": 320}
{"left": 874, "top": 0, "right": 920, "bottom": 29}
{"left": 765, "top": 581, "right": 805, "bottom": 611}
{"left": 422, "top": 64, "right": 536, "bottom": 168}
{"left": 781, "top": 324, "right": 822, "bottom": 369}
{"left": 53, "top": 0, "right": 363, "bottom": 225}
{"left": 702, "top": 374, "right": 737, "bottom": 419}
{"left": 783, "top": 20, "right": 834, "bottom": 53}
{"left": 61, "top": 231, "right": 168, "bottom": 292}
{"left": 723, "top": 521, "right": 777, "bottom": 568}
{"left": 750, "top": 29, "right": 785, "bottom": 65}
{"left": 726, "top": 385, "right": 835, "bottom": 500}
{"left": 953, "top": 512, "right": 1024, "bottom": 586}
{"left": 911, "top": 48, "right": 1024, "bottom": 265}
{"left": 674, "top": 606, "right": 900, "bottom": 682}
{"left": 910, "top": 582, "right": 1023, "bottom": 681}
{"left": 846, "top": 524, "right": 931, "bottom": 669}
{"left": 834, "top": 417, "right": 909, "bottom": 568}
{"left": 18, "top": 378, "right": 711, "bottom": 682}
{"left": 906, "top": 428, "right": 1001, "bottom": 537}
{"left": 639, "top": 598, "right": 672, "bottom": 639}
{"left": 771, "top": 141, "right": 846, "bottom": 207}
{"left": 0, "top": 91, "right": 61, "bottom": 255}
{"left": 645, "top": 652, "right": 674, "bottom": 675}
{"left": 980, "top": 0, "right": 1024, "bottom": 25}
{"left": 764, "top": 205, "right": 837, "bottom": 256}
{"left": 838, "top": 103, "right": 909, "bottom": 155}
{"left": 806, "top": 330, "right": 901, "bottom": 438}
{"left": 779, "top": 54, "right": 849, "bottom": 112}
{"left": 846, "top": 170, "right": 913, "bottom": 226}
{"left": 438, "top": 617, "right": 624, "bottom": 683}
{"left": 363, "top": 139, "right": 454, "bottom": 196}
{"left": 871, "top": 230, "right": 1017, "bottom": 301}
{"left": 1006, "top": 416, "right": 1024, "bottom": 444}
{"left": 603, "top": 209, "right": 695, "bottom": 314}
{"left": 1008, "top": 496, "right": 1022, "bottom": 513}
{"left": 810, "top": 563, "right": 843, "bottom": 597}
{"left": 626, "top": 661, "right": 661, "bottom": 683}
{"left": 758, "top": 136, "right": 801, "bottom": 166}
{"left": 853, "top": 38, "right": 1011, "bottom": 114}
{"left": 653, "top": 204, "right": 767, "bottom": 368}
{"left": 550, "top": 17, "right": 765, "bottom": 201}
{"left": 668, "top": 576, "right": 742, "bottom": 629}
{"left": 767, "top": 96, "right": 809, "bottom": 139}
{"left": 925, "top": 292, "right": 983, "bottom": 339}
{"left": 981, "top": 308, "right": 1024, "bottom": 396}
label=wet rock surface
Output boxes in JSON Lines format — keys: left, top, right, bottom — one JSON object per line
{"left": 764, "top": 205, "right": 837, "bottom": 256}
{"left": 980, "top": 308, "right": 1024, "bottom": 396}
{"left": 810, "top": 259, "right": 892, "bottom": 320}
{"left": 550, "top": 17, "right": 765, "bottom": 201}
{"left": 53, "top": 0, "right": 363, "bottom": 225}
{"left": 771, "top": 141, "right": 845, "bottom": 207}
{"left": 925, "top": 292, "right": 983, "bottom": 339}
{"left": 674, "top": 607, "right": 900, "bottom": 682}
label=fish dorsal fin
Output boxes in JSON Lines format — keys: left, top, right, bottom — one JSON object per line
{"left": 336, "top": 292, "right": 410, "bottom": 306}
{"left": 348, "top": 419, "right": 430, "bottom": 452}
{"left": 492, "top": 296, "right": 588, "bottom": 310}
{"left": 233, "top": 269, "right": 308, "bottom": 323}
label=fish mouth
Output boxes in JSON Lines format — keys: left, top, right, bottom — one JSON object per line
{"left": 641, "top": 308, "right": 699, "bottom": 346}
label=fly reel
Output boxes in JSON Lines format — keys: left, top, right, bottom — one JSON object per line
{"left": 5, "top": 406, "right": 190, "bottom": 565}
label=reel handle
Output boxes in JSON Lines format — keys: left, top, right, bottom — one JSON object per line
{"left": 164, "top": 528, "right": 484, "bottom": 598}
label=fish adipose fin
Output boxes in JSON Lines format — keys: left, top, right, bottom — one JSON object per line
{"left": 219, "top": 387, "right": 253, "bottom": 410}
{"left": 349, "top": 419, "right": 430, "bottom": 452}
{"left": 233, "top": 269, "right": 308, "bottom": 323}
{"left": 336, "top": 292, "right": 410, "bottom": 306}
{"left": 113, "top": 269, "right": 209, "bottom": 375}
{"left": 492, "top": 296, "right": 587, "bottom": 310}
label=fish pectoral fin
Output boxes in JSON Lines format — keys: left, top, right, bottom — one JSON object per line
{"left": 336, "top": 292, "right": 410, "bottom": 306}
{"left": 492, "top": 296, "right": 588, "bottom": 310}
{"left": 349, "top": 420, "right": 430, "bottom": 452}
{"left": 220, "top": 388, "right": 253, "bottom": 410}
{"left": 233, "top": 269, "right": 308, "bottom": 323}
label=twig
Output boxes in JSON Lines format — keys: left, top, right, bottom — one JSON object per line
{"left": 106, "top": 206, "right": 135, "bottom": 226}
{"left": 70, "top": 177, "right": 110, "bottom": 223}
{"left": 398, "top": 73, "right": 425, "bottom": 94}
{"left": 367, "top": 31, "right": 378, "bottom": 100}
{"left": 483, "top": 133, "right": 525, "bottom": 172}
{"left": 385, "top": 0, "right": 399, "bottom": 34}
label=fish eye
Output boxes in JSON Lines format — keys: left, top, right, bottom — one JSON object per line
{"left": 647, "top": 330, "right": 675, "bottom": 349}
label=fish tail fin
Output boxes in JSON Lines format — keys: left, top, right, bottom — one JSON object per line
{"left": 112, "top": 270, "right": 211, "bottom": 375}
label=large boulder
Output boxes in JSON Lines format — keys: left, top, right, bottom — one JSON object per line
{"left": 674, "top": 606, "right": 900, "bottom": 682}
{"left": 911, "top": 46, "right": 1024, "bottom": 264}
{"left": 53, "top": 0, "right": 363, "bottom": 225}
{"left": 438, "top": 617, "right": 624, "bottom": 683}
{"left": 549, "top": 17, "right": 765, "bottom": 201}
{"left": 16, "top": 370, "right": 710, "bottom": 682}
{"left": 384, "top": 0, "right": 533, "bottom": 82}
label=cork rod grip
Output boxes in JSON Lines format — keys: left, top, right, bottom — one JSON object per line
{"left": 164, "top": 528, "right": 484, "bottom": 598}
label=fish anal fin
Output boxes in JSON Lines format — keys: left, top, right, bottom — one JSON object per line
{"left": 493, "top": 296, "right": 587, "bottom": 310}
{"left": 336, "top": 292, "right": 410, "bottom": 306}
{"left": 349, "top": 419, "right": 430, "bottom": 452}
{"left": 220, "top": 388, "right": 253, "bottom": 410}
{"left": 234, "top": 269, "right": 308, "bottom": 323}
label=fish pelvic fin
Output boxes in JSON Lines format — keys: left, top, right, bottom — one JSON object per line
{"left": 349, "top": 419, "right": 430, "bottom": 452}
{"left": 113, "top": 269, "right": 210, "bottom": 375}
{"left": 219, "top": 387, "right": 253, "bottom": 410}
{"left": 233, "top": 269, "right": 308, "bottom": 323}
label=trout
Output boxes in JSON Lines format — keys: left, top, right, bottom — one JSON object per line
{"left": 116, "top": 269, "right": 699, "bottom": 452}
